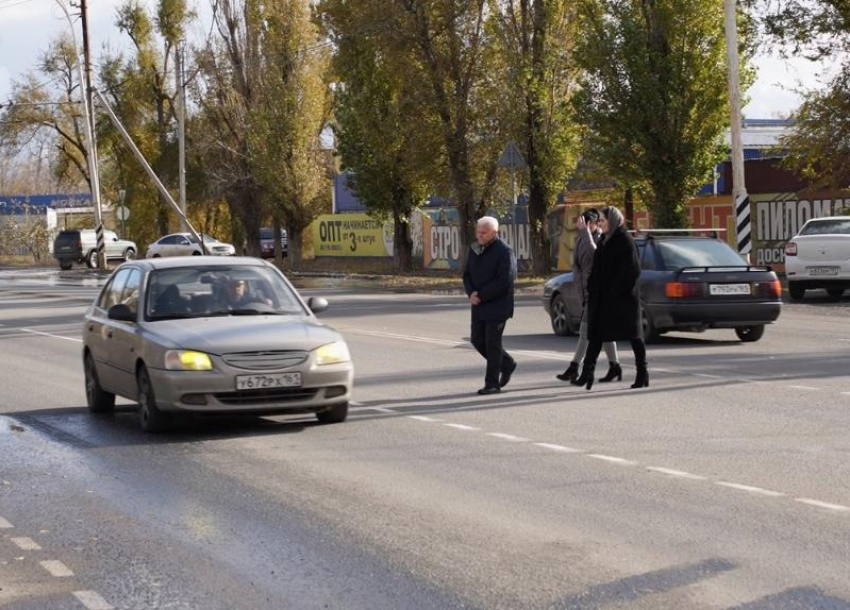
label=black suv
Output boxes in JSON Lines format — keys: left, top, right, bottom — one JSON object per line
{"left": 542, "top": 233, "right": 782, "bottom": 342}
{"left": 53, "top": 229, "right": 137, "bottom": 269}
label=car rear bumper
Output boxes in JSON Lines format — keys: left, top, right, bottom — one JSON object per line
{"left": 146, "top": 363, "right": 354, "bottom": 414}
{"left": 647, "top": 301, "right": 781, "bottom": 331}
{"left": 785, "top": 258, "right": 850, "bottom": 282}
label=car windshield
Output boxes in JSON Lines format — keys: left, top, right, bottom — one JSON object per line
{"left": 146, "top": 266, "right": 306, "bottom": 320}
{"left": 800, "top": 219, "right": 850, "bottom": 235}
{"left": 656, "top": 239, "right": 746, "bottom": 269}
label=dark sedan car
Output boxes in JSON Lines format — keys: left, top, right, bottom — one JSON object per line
{"left": 542, "top": 234, "right": 782, "bottom": 342}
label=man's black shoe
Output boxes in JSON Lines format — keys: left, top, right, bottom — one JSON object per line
{"left": 499, "top": 361, "right": 517, "bottom": 388}
{"left": 477, "top": 386, "right": 501, "bottom": 395}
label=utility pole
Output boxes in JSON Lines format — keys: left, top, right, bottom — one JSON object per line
{"left": 80, "top": 0, "right": 106, "bottom": 270}
{"left": 176, "top": 44, "right": 188, "bottom": 232}
{"left": 723, "top": 0, "right": 751, "bottom": 259}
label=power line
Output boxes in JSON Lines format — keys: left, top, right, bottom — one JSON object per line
{"left": 0, "top": 0, "right": 36, "bottom": 11}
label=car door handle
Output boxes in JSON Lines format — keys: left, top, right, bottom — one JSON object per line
{"left": 88, "top": 324, "right": 94, "bottom": 332}
{"left": 107, "top": 331, "right": 113, "bottom": 338}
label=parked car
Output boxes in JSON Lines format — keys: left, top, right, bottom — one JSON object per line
{"left": 53, "top": 229, "right": 137, "bottom": 270}
{"left": 784, "top": 216, "right": 850, "bottom": 300}
{"left": 146, "top": 233, "right": 235, "bottom": 258}
{"left": 542, "top": 233, "right": 782, "bottom": 343}
{"left": 82, "top": 256, "right": 353, "bottom": 432}
{"left": 260, "top": 227, "right": 288, "bottom": 258}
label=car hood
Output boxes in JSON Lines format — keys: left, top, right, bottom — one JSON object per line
{"left": 145, "top": 316, "right": 342, "bottom": 355}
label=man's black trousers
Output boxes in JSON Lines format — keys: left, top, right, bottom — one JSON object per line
{"left": 471, "top": 319, "right": 515, "bottom": 388}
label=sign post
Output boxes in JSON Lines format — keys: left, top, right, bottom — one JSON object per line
{"left": 498, "top": 142, "right": 527, "bottom": 222}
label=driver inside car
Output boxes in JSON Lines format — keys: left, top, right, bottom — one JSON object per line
{"left": 223, "top": 278, "right": 272, "bottom": 308}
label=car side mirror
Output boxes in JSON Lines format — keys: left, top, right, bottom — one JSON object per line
{"left": 307, "top": 297, "right": 328, "bottom": 314}
{"left": 108, "top": 304, "right": 136, "bottom": 322}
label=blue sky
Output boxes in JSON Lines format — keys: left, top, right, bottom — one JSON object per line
{"left": 0, "top": 0, "right": 831, "bottom": 120}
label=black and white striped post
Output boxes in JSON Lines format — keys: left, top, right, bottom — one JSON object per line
{"left": 723, "top": 0, "right": 750, "bottom": 259}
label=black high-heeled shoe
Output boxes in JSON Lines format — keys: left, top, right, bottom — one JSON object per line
{"left": 631, "top": 365, "right": 649, "bottom": 389}
{"left": 557, "top": 362, "right": 579, "bottom": 382}
{"left": 598, "top": 362, "right": 622, "bottom": 383}
{"left": 573, "top": 363, "right": 595, "bottom": 390}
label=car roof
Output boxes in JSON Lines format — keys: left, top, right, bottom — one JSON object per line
{"left": 124, "top": 256, "right": 267, "bottom": 271}
{"left": 803, "top": 216, "right": 850, "bottom": 222}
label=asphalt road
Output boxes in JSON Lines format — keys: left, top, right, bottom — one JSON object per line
{"left": 1, "top": 268, "right": 850, "bottom": 610}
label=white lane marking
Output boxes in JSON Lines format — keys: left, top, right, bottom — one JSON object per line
{"left": 10, "top": 537, "right": 41, "bottom": 550}
{"left": 795, "top": 498, "right": 850, "bottom": 512}
{"left": 366, "top": 406, "right": 396, "bottom": 414}
{"left": 347, "top": 328, "right": 463, "bottom": 347}
{"left": 587, "top": 454, "right": 638, "bottom": 466}
{"left": 842, "top": 392, "right": 850, "bottom": 396}
{"left": 534, "top": 442, "right": 583, "bottom": 453}
{"left": 647, "top": 467, "right": 706, "bottom": 480}
{"left": 652, "top": 368, "right": 674, "bottom": 373}
{"left": 0, "top": 516, "right": 13, "bottom": 528}
{"left": 19, "top": 328, "right": 83, "bottom": 343}
{"left": 40, "top": 560, "right": 74, "bottom": 577}
{"left": 487, "top": 433, "right": 529, "bottom": 442}
{"left": 443, "top": 423, "right": 480, "bottom": 432}
{"left": 694, "top": 374, "right": 723, "bottom": 379}
{"left": 408, "top": 415, "right": 441, "bottom": 423}
{"left": 73, "top": 591, "right": 114, "bottom": 610}
{"left": 715, "top": 482, "right": 785, "bottom": 497}
{"left": 787, "top": 385, "right": 819, "bottom": 391}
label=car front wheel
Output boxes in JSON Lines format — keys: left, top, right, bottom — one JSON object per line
{"left": 137, "top": 365, "right": 170, "bottom": 433}
{"left": 86, "top": 250, "right": 98, "bottom": 268}
{"left": 550, "top": 294, "right": 573, "bottom": 336}
{"left": 735, "top": 325, "right": 765, "bottom": 342}
{"left": 85, "top": 353, "right": 115, "bottom": 413}
{"left": 316, "top": 402, "right": 348, "bottom": 424}
{"left": 788, "top": 281, "right": 805, "bottom": 300}
{"left": 124, "top": 248, "right": 136, "bottom": 261}
{"left": 827, "top": 288, "right": 845, "bottom": 299}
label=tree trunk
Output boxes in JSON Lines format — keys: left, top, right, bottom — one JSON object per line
{"left": 624, "top": 187, "right": 634, "bottom": 229}
{"left": 392, "top": 209, "right": 413, "bottom": 272}
{"left": 286, "top": 222, "right": 303, "bottom": 269}
{"left": 273, "top": 213, "right": 284, "bottom": 265}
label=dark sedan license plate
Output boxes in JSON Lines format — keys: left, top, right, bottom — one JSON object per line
{"left": 236, "top": 373, "right": 301, "bottom": 390}
{"left": 709, "top": 283, "right": 751, "bottom": 296}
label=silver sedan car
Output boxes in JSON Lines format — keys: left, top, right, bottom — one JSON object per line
{"left": 82, "top": 257, "right": 354, "bottom": 432}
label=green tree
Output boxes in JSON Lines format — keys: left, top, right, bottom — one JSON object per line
{"left": 491, "top": 0, "right": 581, "bottom": 273}
{"left": 760, "top": 0, "right": 850, "bottom": 188}
{"left": 0, "top": 36, "right": 91, "bottom": 189}
{"left": 392, "top": 0, "right": 502, "bottom": 264}
{"left": 249, "top": 0, "right": 332, "bottom": 268}
{"left": 318, "top": 0, "right": 440, "bottom": 271}
{"left": 573, "top": 0, "right": 742, "bottom": 227}
{"left": 102, "top": 0, "right": 191, "bottom": 238}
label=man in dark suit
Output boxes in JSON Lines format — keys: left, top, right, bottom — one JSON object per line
{"left": 463, "top": 216, "right": 517, "bottom": 395}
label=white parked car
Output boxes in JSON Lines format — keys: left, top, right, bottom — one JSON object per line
{"left": 146, "top": 233, "right": 235, "bottom": 258}
{"left": 784, "top": 216, "right": 850, "bottom": 300}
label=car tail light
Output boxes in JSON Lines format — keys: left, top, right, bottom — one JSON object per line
{"left": 666, "top": 282, "right": 704, "bottom": 298}
{"left": 785, "top": 241, "right": 797, "bottom": 256}
{"left": 755, "top": 280, "right": 782, "bottom": 298}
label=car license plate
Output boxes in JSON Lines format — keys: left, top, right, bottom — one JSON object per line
{"left": 808, "top": 266, "right": 839, "bottom": 276}
{"left": 235, "top": 373, "right": 301, "bottom": 390}
{"left": 709, "top": 283, "right": 751, "bottom": 296}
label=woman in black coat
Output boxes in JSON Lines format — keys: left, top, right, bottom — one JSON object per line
{"left": 577, "top": 205, "right": 648, "bottom": 390}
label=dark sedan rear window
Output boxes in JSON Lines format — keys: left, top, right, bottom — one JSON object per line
{"left": 800, "top": 219, "right": 850, "bottom": 235}
{"left": 54, "top": 231, "right": 81, "bottom": 246}
{"left": 656, "top": 239, "right": 746, "bottom": 269}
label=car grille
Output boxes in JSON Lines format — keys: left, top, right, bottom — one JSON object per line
{"left": 222, "top": 351, "right": 308, "bottom": 370}
{"left": 214, "top": 388, "right": 318, "bottom": 405}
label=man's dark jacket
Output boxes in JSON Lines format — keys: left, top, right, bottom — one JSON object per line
{"left": 463, "top": 237, "right": 517, "bottom": 321}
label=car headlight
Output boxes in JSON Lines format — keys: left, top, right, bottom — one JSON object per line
{"left": 165, "top": 350, "right": 213, "bottom": 371}
{"left": 314, "top": 342, "right": 351, "bottom": 365}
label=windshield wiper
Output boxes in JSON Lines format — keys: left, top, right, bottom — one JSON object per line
{"left": 148, "top": 312, "right": 197, "bottom": 321}
{"left": 230, "top": 308, "right": 284, "bottom": 316}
